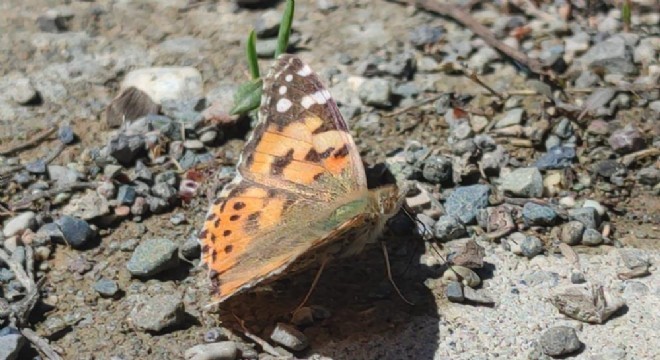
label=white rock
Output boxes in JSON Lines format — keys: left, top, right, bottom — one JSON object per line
{"left": 121, "top": 67, "right": 203, "bottom": 104}
{"left": 3, "top": 211, "right": 36, "bottom": 237}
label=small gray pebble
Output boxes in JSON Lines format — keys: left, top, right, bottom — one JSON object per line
{"left": 446, "top": 281, "right": 465, "bottom": 302}
{"left": 539, "top": 326, "right": 582, "bottom": 356}
{"left": 94, "top": 278, "right": 119, "bottom": 298}
{"left": 270, "top": 323, "right": 308, "bottom": 351}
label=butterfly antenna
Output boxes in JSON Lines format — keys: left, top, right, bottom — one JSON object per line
{"left": 381, "top": 241, "right": 415, "bottom": 306}
{"left": 294, "top": 256, "right": 328, "bottom": 312}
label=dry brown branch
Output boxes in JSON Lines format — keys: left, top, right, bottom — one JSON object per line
{"left": 390, "top": 0, "right": 553, "bottom": 79}
{"left": 0, "top": 126, "right": 57, "bottom": 156}
{"left": 10, "top": 181, "right": 98, "bottom": 211}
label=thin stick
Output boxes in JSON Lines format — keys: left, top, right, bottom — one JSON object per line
{"left": 21, "top": 328, "right": 63, "bottom": 360}
{"left": 381, "top": 242, "right": 415, "bottom": 305}
{"left": 10, "top": 182, "right": 98, "bottom": 210}
{"left": 390, "top": 0, "right": 551, "bottom": 78}
{"left": 0, "top": 126, "right": 57, "bottom": 156}
{"left": 295, "top": 258, "right": 328, "bottom": 311}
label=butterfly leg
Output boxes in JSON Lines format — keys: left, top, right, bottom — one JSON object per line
{"left": 294, "top": 255, "right": 330, "bottom": 312}
{"left": 381, "top": 241, "right": 415, "bottom": 305}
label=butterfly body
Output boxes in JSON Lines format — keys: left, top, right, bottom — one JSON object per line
{"left": 199, "top": 55, "right": 402, "bottom": 304}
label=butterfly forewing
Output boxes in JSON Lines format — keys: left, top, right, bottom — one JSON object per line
{"left": 199, "top": 55, "right": 371, "bottom": 303}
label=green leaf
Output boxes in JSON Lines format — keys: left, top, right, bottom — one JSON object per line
{"left": 230, "top": 78, "right": 263, "bottom": 115}
{"left": 246, "top": 30, "right": 260, "bottom": 79}
{"left": 621, "top": 0, "right": 632, "bottom": 30}
{"left": 275, "top": 0, "right": 295, "bottom": 58}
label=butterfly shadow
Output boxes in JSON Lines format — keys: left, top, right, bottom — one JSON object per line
{"left": 221, "top": 216, "right": 443, "bottom": 360}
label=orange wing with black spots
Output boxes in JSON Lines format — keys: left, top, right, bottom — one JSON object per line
{"left": 199, "top": 55, "right": 369, "bottom": 303}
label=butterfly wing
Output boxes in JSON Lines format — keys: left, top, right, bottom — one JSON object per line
{"left": 200, "top": 55, "right": 368, "bottom": 303}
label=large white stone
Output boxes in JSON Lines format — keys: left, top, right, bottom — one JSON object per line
{"left": 121, "top": 67, "right": 203, "bottom": 104}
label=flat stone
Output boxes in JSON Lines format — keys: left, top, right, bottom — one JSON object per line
{"left": 463, "top": 286, "right": 495, "bottom": 305}
{"left": 126, "top": 238, "right": 179, "bottom": 277}
{"left": 534, "top": 146, "right": 576, "bottom": 170}
{"left": 568, "top": 207, "right": 601, "bottom": 230}
{"left": 446, "top": 281, "right": 465, "bottom": 302}
{"left": 55, "top": 216, "right": 96, "bottom": 249}
{"left": 0, "top": 329, "right": 25, "bottom": 360}
{"left": 522, "top": 202, "right": 558, "bottom": 226}
{"left": 94, "top": 277, "right": 119, "bottom": 298}
{"left": 121, "top": 67, "right": 203, "bottom": 104}
{"left": 539, "top": 326, "right": 582, "bottom": 357}
{"left": 270, "top": 323, "right": 308, "bottom": 351}
{"left": 358, "top": 78, "right": 392, "bottom": 108}
{"left": 495, "top": 108, "right": 525, "bottom": 128}
{"left": 130, "top": 294, "right": 184, "bottom": 332}
{"left": 184, "top": 341, "right": 238, "bottom": 360}
{"left": 579, "top": 35, "right": 636, "bottom": 75}
{"left": 62, "top": 191, "right": 110, "bottom": 220}
{"left": 433, "top": 215, "right": 467, "bottom": 242}
{"left": 3, "top": 211, "right": 36, "bottom": 237}
{"left": 444, "top": 185, "right": 491, "bottom": 224}
{"left": 500, "top": 168, "right": 543, "bottom": 198}
{"left": 559, "top": 221, "right": 585, "bottom": 245}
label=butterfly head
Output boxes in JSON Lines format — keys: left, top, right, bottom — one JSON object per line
{"left": 370, "top": 184, "right": 405, "bottom": 218}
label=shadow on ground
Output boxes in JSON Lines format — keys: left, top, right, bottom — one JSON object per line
{"left": 220, "top": 226, "right": 441, "bottom": 360}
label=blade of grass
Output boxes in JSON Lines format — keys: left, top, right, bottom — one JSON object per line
{"left": 274, "top": 0, "right": 295, "bottom": 58}
{"left": 622, "top": 0, "right": 632, "bottom": 32}
{"left": 230, "top": 78, "right": 263, "bottom": 115}
{"left": 246, "top": 30, "right": 260, "bottom": 79}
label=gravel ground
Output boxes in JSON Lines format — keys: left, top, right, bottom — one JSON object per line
{"left": 0, "top": 0, "right": 658, "bottom": 359}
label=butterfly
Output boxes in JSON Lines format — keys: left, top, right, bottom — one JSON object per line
{"left": 199, "top": 54, "right": 404, "bottom": 304}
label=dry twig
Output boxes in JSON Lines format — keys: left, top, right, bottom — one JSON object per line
{"left": 0, "top": 126, "right": 57, "bottom": 156}
{"left": 10, "top": 181, "right": 98, "bottom": 211}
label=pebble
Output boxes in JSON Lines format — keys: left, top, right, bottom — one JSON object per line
{"left": 46, "top": 165, "right": 79, "bottom": 186}
{"left": 108, "top": 134, "right": 146, "bottom": 166}
{"left": 130, "top": 294, "right": 184, "bottom": 332}
{"left": 270, "top": 323, "right": 308, "bottom": 351}
{"left": 0, "top": 328, "right": 25, "bottom": 360}
{"left": 421, "top": 156, "right": 452, "bottom": 184}
{"left": 634, "top": 37, "right": 658, "bottom": 65}
{"left": 9, "top": 75, "right": 38, "bottom": 105}
{"left": 568, "top": 207, "right": 601, "bottom": 230}
{"left": 522, "top": 202, "right": 557, "bottom": 226}
{"left": 183, "top": 140, "right": 205, "bottom": 150}
{"left": 254, "top": 9, "right": 282, "bottom": 38}
{"left": 203, "top": 327, "right": 231, "bottom": 343}
{"left": 133, "top": 161, "right": 153, "bottom": 183}
{"left": 121, "top": 67, "right": 203, "bottom": 104}
{"left": 445, "top": 281, "right": 465, "bottom": 302}
{"left": 539, "top": 326, "right": 582, "bottom": 357}
{"left": 618, "top": 249, "right": 649, "bottom": 270}
{"left": 152, "top": 183, "right": 178, "bottom": 203}
{"left": 534, "top": 146, "right": 576, "bottom": 170}
{"left": 636, "top": 166, "right": 660, "bottom": 185}
{"left": 552, "top": 284, "right": 624, "bottom": 324}
{"left": 291, "top": 306, "right": 315, "bottom": 326}
{"left": 184, "top": 341, "right": 238, "bottom": 360}
{"left": 495, "top": 108, "right": 525, "bottom": 128}
{"left": 608, "top": 125, "right": 645, "bottom": 154}
{"left": 358, "top": 78, "right": 392, "bottom": 107}
{"left": 25, "top": 159, "right": 46, "bottom": 174}
{"left": 126, "top": 238, "right": 179, "bottom": 277}
{"left": 579, "top": 35, "right": 636, "bottom": 75}
{"left": 582, "top": 200, "right": 607, "bottom": 217}
{"left": 94, "top": 278, "right": 120, "bottom": 298}
{"left": 447, "top": 239, "right": 485, "bottom": 269}
{"left": 433, "top": 215, "right": 467, "bottom": 242}
{"left": 117, "top": 185, "right": 137, "bottom": 206}
{"left": 462, "top": 286, "right": 495, "bottom": 305}
{"left": 444, "top": 185, "right": 491, "bottom": 224}
{"left": 55, "top": 216, "right": 96, "bottom": 249}
{"left": 57, "top": 124, "right": 75, "bottom": 144}
{"left": 570, "top": 271, "right": 586, "bottom": 284}
{"left": 442, "top": 266, "right": 481, "bottom": 288}
{"left": 3, "top": 211, "right": 36, "bottom": 237}
{"left": 500, "top": 167, "right": 543, "bottom": 198}
{"left": 409, "top": 25, "right": 444, "bottom": 48}
{"left": 520, "top": 236, "right": 544, "bottom": 258}
{"left": 180, "top": 236, "right": 201, "bottom": 261}
{"left": 559, "top": 221, "right": 586, "bottom": 245}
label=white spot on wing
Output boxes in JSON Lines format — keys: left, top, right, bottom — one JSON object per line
{"left": 279, "top": 86, "right": 287, "bottom": 95}
{"left": 310, "top": 90, "right": 327, "bottom": 105}
{"left": 297, "top": 65, "right": 312, "bottom": 77}
{"left": 301, "top": 95, "right": 315, "bottom": 109}
{"left": 276, "top": 98, "right": 292, "bottom": 112}
{"left": 285, "top": 74, "right": 293, "bottom": 82}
